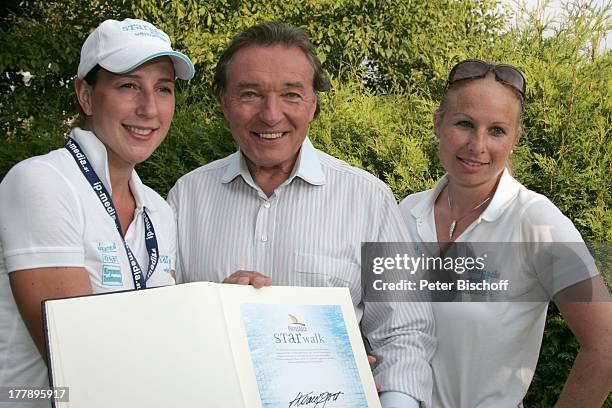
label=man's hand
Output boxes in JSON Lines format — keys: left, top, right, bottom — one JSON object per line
{"left": 223, "top": 270, "right": 272, "bottom": 289}
{"left": 368, "top": 355, "right": 382, "bottom": 392}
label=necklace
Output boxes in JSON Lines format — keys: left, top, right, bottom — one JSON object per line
{"left": 447, "top": 188, "right": 492, "bottom": 238}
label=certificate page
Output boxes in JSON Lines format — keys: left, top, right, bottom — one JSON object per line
{"left": 45, "top": 283, "right": 245, "bottom": 408}
{"left": 241, "top": 303, "right": 367, "bottom": 407}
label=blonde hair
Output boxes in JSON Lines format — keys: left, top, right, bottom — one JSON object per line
{"left": 436, "top": 71, "right": 524, "bottom": 125}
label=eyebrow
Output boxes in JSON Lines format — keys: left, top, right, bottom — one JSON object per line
{"left": 451, "top": 112, "right": 474, "bottom": 120}
{"left": 451, "top": 113, "right": 510, "bottom": 124}
{"left": 285, "top": 82, "right": 305, "bottom": 89}
{"left": 116, "top": 74, "right": 175, "bottom": 83}
{"left": 236, "top": 82, "right": 260, "bottom": 89}
{"left": 235, "top": 81, "right": 306, "bottom": 89}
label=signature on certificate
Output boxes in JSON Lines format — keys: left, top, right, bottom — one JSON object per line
{"left": 288, "top": 390, "right": 344, "bottom": 408}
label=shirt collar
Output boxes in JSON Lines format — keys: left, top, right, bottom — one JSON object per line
{"left": 480, "top": 168, "right": 521, "bottom": 222}
{"left": 288, "top": 137, "right": 326, "bottom": 185}
{"left": 70, "top": 127, "right": 158, "bottom": 212}
{"left": 221, "top": 137, "right": 326, "bottom": 187}
{"left": 410, "top": 173, "right": 448, "bottom": 220}
{"left": 221, "top": 150, "right": 251, "bottom": 185}
{"left": 409, "top": 169, "right": 521, "bottom": 222}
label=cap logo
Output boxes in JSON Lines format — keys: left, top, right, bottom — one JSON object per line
{"left": 121, "top": 23, "right": 169, "bottom": 44}
{"left": 78, "top": 18, "right": 194, "bottom": 80}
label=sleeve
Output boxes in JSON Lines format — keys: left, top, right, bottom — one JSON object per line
{"left": 162, "top": 203, "right": 178, "bottom": 275}
{"left": 169, "top": 214, "right": 177, "bottom": 274}
{"left": 0, "top": 160, "right": 85, "bottom": 272}
{"left": 520, "top": 198, "right": 600, "bottom": 296}
{"left": 379, "top": 391, "right": 421, "bottom": 408}
{"left": 166, "top": 182, "right": 186, "bottom": 283}
{"left": 360, "top": 187, "right": 435, "bottom": 407}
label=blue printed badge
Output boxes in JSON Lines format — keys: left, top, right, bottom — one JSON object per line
{"left": 159, "top": 255, "right": 171, "bottom": 274}
{"left": 102, "top": 265, "right": 122, "bottom": 285}
{"left": 97, "top": 242, "right": 123, "bottom": 286}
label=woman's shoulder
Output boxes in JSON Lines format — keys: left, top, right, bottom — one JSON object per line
{"left": 508, "top": 180, "right": 566, "bottom": 221}
{"left": 1, "top": 148, "right": 75, "bottom": 194}
{"left": 0, "top": 150, "right": 85, "bottom": 255}
{"left": 506, "top": 179, "right": 584, "bottom": 242}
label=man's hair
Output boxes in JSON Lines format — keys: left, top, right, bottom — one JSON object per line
{"left": 213, "top": 22, "right": 331, "bottom": 116}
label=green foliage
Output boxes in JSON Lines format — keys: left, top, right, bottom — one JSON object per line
{"left": 136, "top": 93, "right": 235, "bottom": 195}
{"left": 526, "top": 303, "right": 581, "bottom": 407}
{"left": 1, "top": 0, "right": 610, "bottom": 405}
{"left": 310, "top": 78, "right": 437, "bottom": 200}
{"left": 510, "top": 4, "right": 612, "bottom": 243}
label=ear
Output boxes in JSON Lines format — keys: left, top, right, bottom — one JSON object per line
{"left": 513, "top": 126, "right": 522, "bottom": 146}
{"left": 75, "top": 78, "right": 94, "bottom": 116}
{"left": 433, "top": 109, "right": 443, "bottom": 139}
{"left": 219, "top": 91, "right": 230, "bottom": 121}
{"left": 307, "top": 96, "right": 317, "bottom": 123}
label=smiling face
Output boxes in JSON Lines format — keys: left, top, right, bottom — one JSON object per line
{"left": 434, "top": 73, "right": 522, "bottom": 193}
{"left": 220, "top": 44, "right": 317, "bottom": 173}
{"left": 75, "top": 57, "right": 176, "bottom": 173}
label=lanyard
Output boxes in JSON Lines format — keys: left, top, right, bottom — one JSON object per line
{"left": 65, "top": 138, "right": 158, "bottom": 289}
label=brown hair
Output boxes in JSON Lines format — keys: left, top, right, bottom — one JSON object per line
{"left": 83, "top": 65, "right": 101, "bottom": 86}
{"left": 75, "top": 65, "right": 102, "bottom": 125}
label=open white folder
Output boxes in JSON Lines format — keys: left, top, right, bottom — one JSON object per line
{"left": 44, "top": 282, "right": 381, "bottom": 408}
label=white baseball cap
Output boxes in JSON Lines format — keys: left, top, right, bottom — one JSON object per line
{"left": 78, "top": 18, "right": 195, "bottom": 80}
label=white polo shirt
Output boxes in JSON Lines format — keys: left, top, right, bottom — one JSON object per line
{"left": 399, "top": 169, "right": 599, "bottom": 408}
{"left": 0, "top": 128, "right": 176, "bottom": 407}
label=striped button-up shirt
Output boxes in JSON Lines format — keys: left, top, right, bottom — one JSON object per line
{"left": 168, "top": 137, "right": 435, "bottom": 406}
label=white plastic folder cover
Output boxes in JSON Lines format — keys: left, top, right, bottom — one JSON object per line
{"left": 44, "top": 282, "right": 381, "bottom": 408}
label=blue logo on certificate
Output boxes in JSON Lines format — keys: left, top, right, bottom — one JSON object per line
{"left": 241, "top": 304, "right": 367, "bottom": 407}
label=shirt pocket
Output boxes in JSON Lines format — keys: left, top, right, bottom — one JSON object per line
{"left": 294, "top": 252, "right": 361, "bottom": 303}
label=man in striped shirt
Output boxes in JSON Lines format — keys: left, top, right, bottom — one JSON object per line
{"left": 168, "top": 22, "right": 435, "bottom": 407}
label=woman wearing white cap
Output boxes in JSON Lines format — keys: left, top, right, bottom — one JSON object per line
{"left": 0, "top": 18, "right": 194, "bottom": 405}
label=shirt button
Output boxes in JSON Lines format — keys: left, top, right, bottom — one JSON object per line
{"left": 261, "top": 235, "right": 268, "bottom": 242}
{"left": 263, "top": 202, "right": 270, "bottom": 208}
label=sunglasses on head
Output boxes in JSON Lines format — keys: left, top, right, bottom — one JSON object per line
{"left": 446, "top": 59, "right": 526, "bottom": 101}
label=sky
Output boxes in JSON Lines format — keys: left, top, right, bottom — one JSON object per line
{"left": 499, "top": 0, "right": 610, "bottom": 50}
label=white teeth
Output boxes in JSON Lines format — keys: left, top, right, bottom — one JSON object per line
{"left": 256, "top": 132, "right": 283, "bottom": 139}
{"left": 125, "top": 126, "right": 153, "bottom": 136}
{"left": 461, "top": 158, "right": 485, "bottom": 167}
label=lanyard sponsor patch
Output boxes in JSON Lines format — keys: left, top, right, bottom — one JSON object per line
{"left": 65, "top": 138, "right": 158, "bottom": 289}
